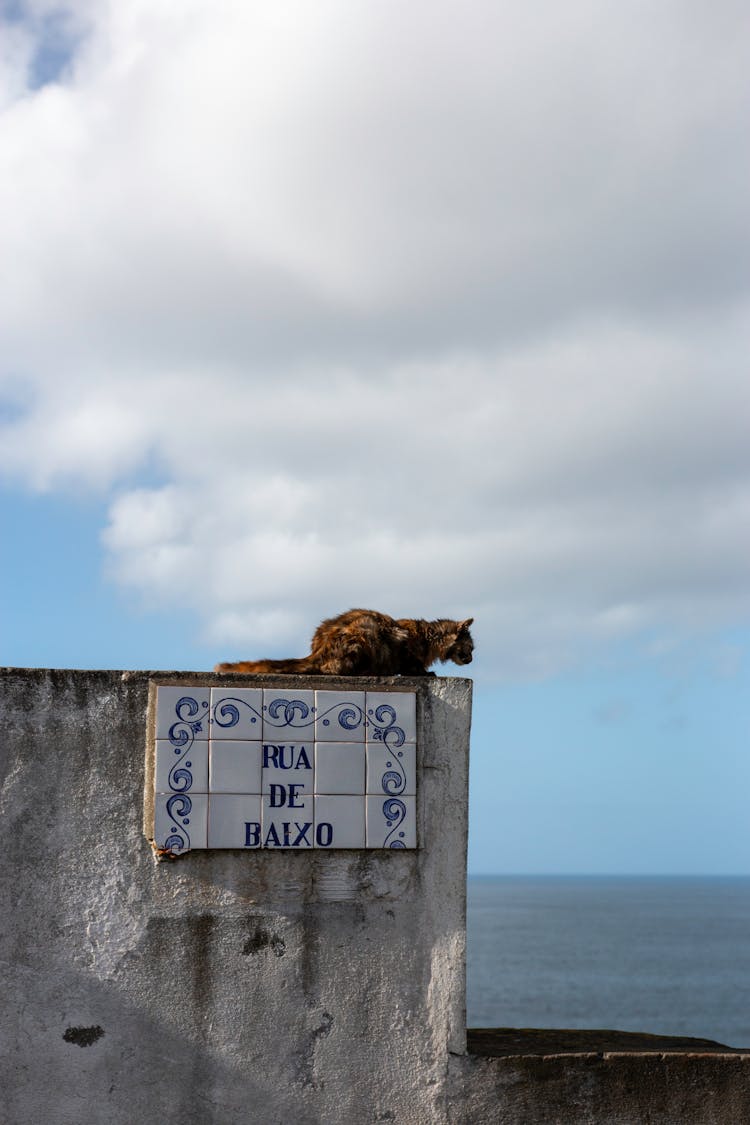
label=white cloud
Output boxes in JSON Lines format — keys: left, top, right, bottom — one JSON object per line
{"left": 1, "top": 0, "right": 749, "bottom": 676}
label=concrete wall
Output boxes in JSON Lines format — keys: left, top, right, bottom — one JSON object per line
{"left": 0, "top": 669, "right": 471, "bottom": 1125}
{"left": 3, "top": 667, "right": 750, "bottom": 1125}
{"left": 451, "top": 1048, "right": 750, "bottom": 1124}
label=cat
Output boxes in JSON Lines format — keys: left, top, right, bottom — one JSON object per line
{"left": 215, "top": 608, "right": 474, "bottom": 676}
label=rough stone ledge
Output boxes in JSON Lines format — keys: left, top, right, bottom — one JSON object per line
{"left": 2, "top": 667, "right": 472, "bottom": 689}
{"left": 467, "top": 1028, "right": 750, "bottom": 1057}
{"left": 452, "top": 1032, "right": 750, "bottom": 1125}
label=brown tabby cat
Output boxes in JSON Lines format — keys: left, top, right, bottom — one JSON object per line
{"left": 215, "top": 608, "right": 474, "bottom": 676}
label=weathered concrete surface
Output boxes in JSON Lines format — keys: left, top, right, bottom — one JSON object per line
{"left": 467, "top": 1027, "right": 749, "bottom": 1055}
{"left": 0, "top": 669, "right": 470, "bottom": 1125}
{"left": 449, "top": 1049, "right": 750, "bottom": 1124}
{"left": 4, "top": 668, "right": 750, "bottom": 1125}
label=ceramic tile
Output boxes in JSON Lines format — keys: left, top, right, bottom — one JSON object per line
{"left": 314, "top": 691, "right": 366, "bottom": 742}
{"left": 314, "top": 742, "right": 366, "bottom": 794}
{"left": 261, "top": 742, "right": 314, "bottom": 803}
{"left": 153, "top": 792, "right": 208, "bottom": 853}
{"left": 262, "top": 689, "right": 316, "bottom": 741}
{"left": 365, "top": 691, "right": 417, "bottom": 746}
{"left": 209, "top": 740, "right": 262, "bottom": 794}
{"left": 155, "top": 686, "right": 211, "bottom": 742}
{"left": 210, "top": 688, "right": 263, "bottom": 740}
{"left": 208, "top": 794, "right": 263, "bottom": 848}
{"left": 366, "top": 795, "right": 417, "bottom": 849}
{"left": 262, "top": 794, "right": 315, "bottom": 848}
{"left": 314, "top": 795, "right": 366, "bottom": 849}
{"left": 366, "top": 743, "right": 416, "bottom": 797}
{"left": 155, "top": 738, "right": 209, "bottom": 794}
{"left": 151, "top": 679, "right": 420, "bottom": 851}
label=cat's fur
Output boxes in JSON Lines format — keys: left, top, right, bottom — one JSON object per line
{"left": 215, "top": 608, "right": 474, "bottom": 676}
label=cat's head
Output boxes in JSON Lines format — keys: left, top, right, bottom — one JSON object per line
{"left": 444, "top": 617, "right": 474, "bottom": 665}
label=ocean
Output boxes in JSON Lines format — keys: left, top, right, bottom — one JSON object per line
{"left": 466, "top": 875, "right": 750, "bottom": 1048}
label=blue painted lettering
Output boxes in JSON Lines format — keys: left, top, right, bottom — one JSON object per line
{"left": 264, "top": 824, "right": 281, "bottom": 847}
{"left": 291, "top": 822, "right": 312, "bottom": 847}
{"left": 263, "top": 744, "right": 312, "bottom": 770}
{"left": 316, "top": 822, "right": 333, "bottom": 847}
{"left": 263, "top": 744, "right": 279, "bottom": 768}
{"left": 262, "top": 820, "right": 313, "bottom": 847}
{"left": 269, "top": 783, "right": 287, "bottom": 807}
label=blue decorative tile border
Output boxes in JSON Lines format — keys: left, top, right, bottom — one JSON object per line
{"left": 150, "top": 686, "right": 418, "bottom": 853}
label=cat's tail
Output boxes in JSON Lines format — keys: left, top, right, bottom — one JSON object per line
{"left": 214, "top": 657, "right": 317, "bottom": 674}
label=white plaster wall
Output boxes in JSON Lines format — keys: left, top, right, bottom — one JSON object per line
{"left": 0, "top": 669, "right": 471, "bottom": 1125}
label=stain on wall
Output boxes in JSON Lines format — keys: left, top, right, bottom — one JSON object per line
{"left": 62, "top": 1025, "right": 105, "bottom": 1047}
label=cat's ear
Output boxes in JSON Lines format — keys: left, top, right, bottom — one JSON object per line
{"left": 461, "top": 617, "right": 474, "bottom": 629}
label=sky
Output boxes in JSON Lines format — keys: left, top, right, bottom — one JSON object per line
{"left": 1, "top": 0, "right": 749, "bottom": 874}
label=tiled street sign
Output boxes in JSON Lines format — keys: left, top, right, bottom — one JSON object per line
{"left": 152, "top": 686, "right": 418, "bottom": 853}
